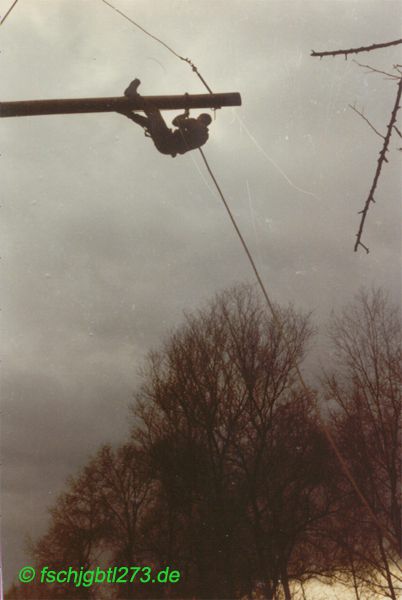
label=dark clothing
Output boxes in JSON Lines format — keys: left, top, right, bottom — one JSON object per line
{"left": 121, "top": 108, "right": 209, "bottom": 157}
{"left": 171, "top": 114, "right": 209, "bottom": 154}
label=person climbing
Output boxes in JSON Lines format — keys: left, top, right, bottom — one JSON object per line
{"left": 118, "top": 78, "right": 212, "bottom": 157}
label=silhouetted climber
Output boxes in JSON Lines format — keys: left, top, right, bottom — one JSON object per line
{"left": 118, "top": 79, "right": 212, "bottom": 157}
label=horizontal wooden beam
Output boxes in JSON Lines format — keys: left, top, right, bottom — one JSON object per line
{"left": 0, "top": 92, "right": 241, "bottom": 118}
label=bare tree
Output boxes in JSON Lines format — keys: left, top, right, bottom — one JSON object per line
{"left": 88, "top": 444, "right": 154, "bottom": 599}
{"left": 30, "top": 466, "right": 110, "bottom": 599}
{"left": 90, "top": 444, "right": 152, "bottom": 564}
{"left": 134, "top": 284, "right": 337, "bottom": 599}
{"left": 325, "top": 288, "right": 402, "bottom": 599}
{"left": 18, "top": 445, "right": 153, "bottom": 600}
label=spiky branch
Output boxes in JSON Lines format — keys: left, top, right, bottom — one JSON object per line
{"left": 354, "top": 76, "right": 402, "bottom": 252}
{"left": 311, "top": 39, "right": 402, "bottom": 58}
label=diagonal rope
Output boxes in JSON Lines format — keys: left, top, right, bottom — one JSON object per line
{"left": 0, "top": 0, "right": 19, "bottom": 25}
{"left": 198, "top": 147, "right": 279, "bottom": 321}
{"left": 99, "top": 0, "right": 213, "bottom": 93}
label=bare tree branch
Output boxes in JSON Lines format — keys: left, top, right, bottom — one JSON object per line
{"left": 311, "top": 38, "right": 402, "bottom": 58}
{"left": 349, "top": 104, "right": 385, "bottom": 139}
{"left": 354, "top": 76, "right": 402, "bottom": 252}
{"left": 353, "top": 60, "right": 401, "bottom": 80}
{"left": 0, "top": 0, "right": 19, "bottom": 26}
{"left": 393, "top": 125, "right": 402, "bottom": 138}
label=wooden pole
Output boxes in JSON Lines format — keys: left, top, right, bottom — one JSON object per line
{"left": 0, "top": 92, "right": 241, "bottom": 118}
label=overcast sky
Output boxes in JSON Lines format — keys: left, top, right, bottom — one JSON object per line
{"left": 1, "top": 0, "right": 401, "bottom": 593}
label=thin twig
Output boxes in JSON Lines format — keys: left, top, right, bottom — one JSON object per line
{"left": 349, "top": 105, "right": 385, "bottom": 139}
{"left": 354, "top": 76, "right": 402, "bottom": 252}
{"left": 0, "top": 0, "right": 19, "bottom": 25}
{"left": 353, "top": 60, "right": 400, "bottom": 79}
{"left": 393, "top": 125, "right": 402, "bottom": 138}
{"left": 311, "top": 38, "right": 402, "bottom": 58}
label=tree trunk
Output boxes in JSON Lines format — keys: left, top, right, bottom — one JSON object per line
{"left": 377, "top": 531, "right": 397, "bottom": 600}
{"left": 281, "top": 566, "right": 292, "bottom": 600}
{"left": 348, "top": 551, "right": 360, "bottom": 600}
